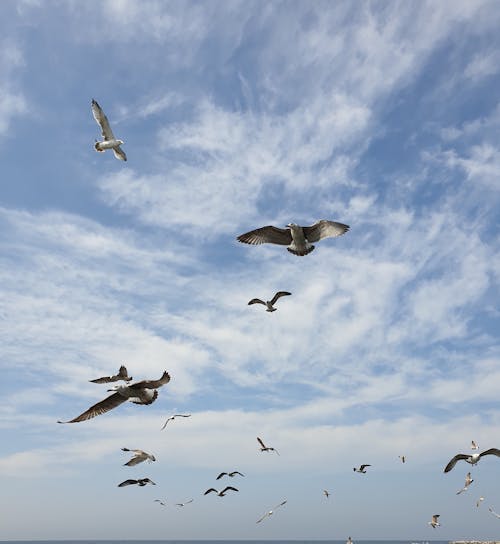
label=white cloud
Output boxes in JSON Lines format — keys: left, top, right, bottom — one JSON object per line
{"left": 0, "top": 42, "right": 27, "bottom": 137}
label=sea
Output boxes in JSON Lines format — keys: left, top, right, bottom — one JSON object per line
{"left": 0, "top": 540, "right": 452, "bottom": 544}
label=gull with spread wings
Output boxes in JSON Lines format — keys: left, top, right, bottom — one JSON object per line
{"left": 118, "top": 478, "right": 156, "bottom": 487}
{"left": 91, "top": 99, "right": 127, "bottom": 161}
{"left": 58, "top": 371, "right": 171, "bottom": 423}
{"left": 257, "top": 437, "right": 279, "bottom": 455}
{"left": 248, "top": 291, "right": 291, "bottom": 312}
{"left": 443, "top": 447, "right": 500, "bottom": 472}
{"left": 89, "top": 365, "right": 132, "bottom": 383}
{"left": 121, "top": 448, "right": 156, "bottom": 466}
{"left": 256, "top": 500, "right": 287, "bottom": 523}
{"left": 204, "top": 486, "right": 239, "bottom": 497}
{"left": 161, "top": 413, "right": 191, "bottom": 430}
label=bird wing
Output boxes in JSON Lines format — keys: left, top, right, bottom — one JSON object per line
{"left": 124, "top": 452, "right": 147, "bottom": 466}
{"left": 257, "top": 437, "right": 267, "bottom": 448}
{"left": 161, "top": 417, "right": 173, "bottom": 430}
{"left": 270, "top": 291, "right": 292, "bottom": 305}
{"left": 302, "top": 220, "right": 350, "bottom": 242}
{"left": 360, "top": 464, "right": 371, "bottom": 470}
{"left": 444, "top": 454, "right": 469, "bottom": 472}
{"left": 118, "top": 479, "right": 137, "bottom": 487}
{"left": 222, "top": 486, "right": 238, "bottom": 493}
{"left": 229, "top": 471, "right": 245, "bottom": 477}
{"left": 479, "top": 447, "right": 500, "bottom": 458}
{"left": 57, "top": 392, "right": 127, "bottom": 423}
{"left": 248, "top": 298, "right": 266, "bottom": 306}
{"left": 237, "top": 226, "right": 292, "bottom": 246}
{"left": 89, "top": 376, "right": 115, "bottom": 383}
{"left": 274, "top": 500, "right": 287, "bottom": 509}
{"left": 216, "top": 473, "right": 227, "bottom": 480}
{"left": 113, "top": 146, "right": 127, "bottom": 161}
{"left": 91, "top": 99, "right": 115, "bottom": 140}
{"left": 143, "top": 478, "right": 156, "bottom": 485}
{"left": 133, "top": 371, "right": 171, "bottom": 389}
{"left": 204, "top": 488, "right": 218, "bottom": 495}
{"left": 256, "top": 513, "right": 269, "bottom": 524}
{"left": 432, "top": 515, "right": 440, "bottom": 522}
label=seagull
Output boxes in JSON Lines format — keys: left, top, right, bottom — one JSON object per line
{"left": 471, "top": 440, "right": 478, "bottom": 450}
{"left": 323, "top": 489, "right": 330, "bottom": 498}
{"left": 256, "top": 500, "right": 287, "bottom": 523}
{"left": 488, "top": 506, "right": 500, "bottom": 518}
{"left": 237, "top": 220, "right": 349, "bottom": 256}
{"left": 477, "top": 497, "right": 485, "bottom": 507}
{"left": 161, "top": 413, "right": 191, "bottom": 430}
{"left": 399, "top": 455, "right": 406, "bottom": 463}
{"left": 175, "top": 499, "right": 194, "bottom": 507}
{"left": 443, "top": 448, "right": 500, "bottom": 472}
{"left": 121, "top": 448, "right": 156, "bottom": 466}
{"left": 428, "top": 514, "right": 440, "bottom": 528}
{"left": 353, "top": 464, "right": 371, "bottom": 473}
{"left": 216, "top": 471, "right": 245, "bottom": 480}
{"left": 118, "top": 478, "right": 156, "bottom": 487}
{"left": 248, "top": 291, "right": 291, "bottom": 312}
{"left": 90, "top": 365, "right": 132, "bottom": 383}
{"left": 257, "top": 437, "right": 279, "bottom": 455}
{"left": 456, "top": 472, "right": 474, "bottom": 494}
{"left": 346, "top": 538, "right": 353, "bottom": 544}
{"left": 57, "top": 371, "right": 171, "bottom": 423}
{"left": 154, "top": 499, "right": 167, "bottom": 506}
{"left": 204, "top": 486, "right": 239, "bottom": 497}
{"left": 91, "top": 99, "right": 127, "bottom": 161}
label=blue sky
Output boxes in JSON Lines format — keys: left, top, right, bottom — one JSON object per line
{"left": 1, "top": 0, "right": 500, "bottom": 540}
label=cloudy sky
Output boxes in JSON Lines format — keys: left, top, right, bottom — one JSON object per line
{"left": 1, "top": 0, "right": 500, "bottom": 540}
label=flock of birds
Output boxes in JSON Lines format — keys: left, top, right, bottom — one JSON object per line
{"left": 54, "top": 100, "right": 499, "bottom": 542}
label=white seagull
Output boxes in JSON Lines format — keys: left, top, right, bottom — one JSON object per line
{"left": 477, "top": 497, "right": 484, "bottom": 507}
{"left": 257, "top": 437, "right": 279, "bottom": 455}
{"left": 90, "top": 365, "right": 132, "bottom": 383}
{"left": 256, "top": 500, "right": 287, "bottom": 523}
{"left": 161, "top": 413, "right": 191, "bottom": 430}
{"left": 58, "top": 371, "right": 171, "bottom": 423}
{"left": 176, "top": 499, "right": 194, "bottom": 507}
{"left": 471, "top": 440, "right": 478, "bottom": 450}
{"left": 237, "top": 220, "right": 349, "bottom": 256}
{"left": 118, "top": 478, "right": 156, "bottom": 487}
{"left": 428, "top": 514, "right": 440, "bottom": 528}
{"left": 121, "top": 448, "right": 156, "bottom": 466}
{"left": 353, "top": 464, "right": 371, "bottom": 473}
{"left": 204, "top": 486, "right": 238, "bottom": 497}
{"left": 248, "top": 291, "right": 291, "bottom": 312}
{"left": 456, "top": 472, "right": 473, "bottom": 494}
{"left": 443, "top": 448, "right": 500, "bottom": 472}
{"left": 91, "top": 99, "right": 127, "bottom": 161}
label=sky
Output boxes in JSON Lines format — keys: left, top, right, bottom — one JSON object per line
{"left": 0, "top": 0, "right": 500, "bottom": 540}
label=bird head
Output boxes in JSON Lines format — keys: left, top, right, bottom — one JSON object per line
{"left": 286, "top": 223, "right": 298, "bottom": 228}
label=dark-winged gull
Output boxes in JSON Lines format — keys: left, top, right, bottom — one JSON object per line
{"left": 204, "top": 486, "right": 239, "bottom": 497}
{"left": 323, "top": 489, "right": 330, "bottom": 498}
{"left": 257, "top": 437, "right": 279, "bottom": 455}
{"left": 58, "top": 371, "right": 171, "bottom": 423}
{"left": 456, "top": 472, "right": 473, "bottom": 495}
{"left": 121, "top": 448, "right": 156, "bottom": 466}
{"left": 91, "top": 99, "right": 127, "bottom": 161}
{"left": 161, "top": 413, "right": 191, "bottom": 430}
{"left": 353, "top": 464, "right": 371, "bottom": 473}
{"left": 398, "top": 455, "right": 406, "bottom": 463}
{"left": 248, "top": 291, "right": 291, "bottom": 312}
{"left": 428, "top": 514, "right": 440, "bottom": 528}
{"left": 443, "top": 448, "right": 500, "bottom": 472}
{"left": 90, "top": 365, "right": 132, "bottom": 383}
{"left": 237, "top": 220, "right": 349, "bottom": 256}
{"left": 256, "top": 500, "right": 287, "bottom": 523}
{"left": 118, "top": 478, "right": 156, "bottom": 487}
{"left": 216, "top": 471, "right": 245, "bottom": 480}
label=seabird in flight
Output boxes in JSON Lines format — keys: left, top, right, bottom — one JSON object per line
{"left": 161, "top": 413, "right": 191, "bottom": 430}
{"left": 488, "top": 506, "right": 500, "bottom": 518}
{"left": 353, "top": 464, "right": 371, "bottom": 473}
{"left": 121, "top": 448, "right": 156, "bottom": 466}
{"left": 91, "top": 99, "right": 127, "bottom": 161}
{"left": 323, "top": 489, "right": 330, "bottom": 498}
{"left": 57, "top": 371, "right": 171, "bottom": 423}
{"left": 248, "top": 291, "right": 291, "bottom": 312}
{"left": 257, "top": 437, "right": 279, "bottom": 455}
{"left": 398, "top": 455, "right": 406, "bottom": 463}
{"left": 237, "top": 220, "right": 349, "bottom": 256}
{"left": 443, "top": 448, "right": 500, "bottom": 472}
{"left": 428, "top": 514, "right": 440, "bottom": 528}
{"left": 90, "top": 365, "right": 132, "bottom": 383}
{"left": 216, "top": 471, "right": 245, "bottom": 480}
{"left": 204, "top": 486, "right": 239, "bottom": 497}
{"left": 256, "top": 500, "right": 287, "bottom": 523}
{"left": 456, "top": 472, "right": 474, "bottom": 494}
{"left": 118, "top": 478, "right": 156, "bottom": 487}
{"left": 477, "top": 497, "right": 484, "bottom": 507}
{"left": 471, "top": 440, "right": 478, "bottom": 450}
{"left": 176, "top": 499, "right": 194, "bottom": 506}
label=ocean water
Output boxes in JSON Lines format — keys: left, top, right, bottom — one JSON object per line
{"left": 0, "top": 540, "right": 452, "bottom": 544}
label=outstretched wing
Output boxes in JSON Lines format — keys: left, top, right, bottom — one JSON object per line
{"left": 124, "top": 452, "right": 147, "bottom": 467}
{"left": 274, "top": 500, "right": 287, "bottom": 509}
{"left": 444, "top": 454, "right": 469, "bottom": 473}
{"left": 91, "top": 99, "right": 115, "bottom": 140}
{"left": 216, "top": 472, "right": 227, "bottom": 480}
{"left": 57, "top": 392, "right": 127, "bottom": 423}
{"left": 248, "top": 298, "right": 266, "bottom": 306}
{"left": 113, "top": 146, "right": 127, "bottom": 161}
{"left": 222, "top": 486, "right": 238, "bottom": 494}
{"left": 257, "top": 437, "right": 267, "bottom": 448}
{"left": 133, "top": 371, "right": 171, "bottom": 389}
{"left": 270, "top": 291, "right": 291, "bottom": 305}
{"left": 89, "top": 375, "right": 115, "bottom": 384}
{"left": 479, "top": 447, "right": 500, "bottom": 459}
{"left": 237, "top": 226, "right": 292, "bottom": 246}
{"left": 204, "top": 488, "right": 218, "bottom": 495}
{"left": 302, "top": 220, "right": 350, "bottom": 242}
{"left": 360, "top": 464, "right": 371, "bottom": 470}
{"left": 118, "top": 479, "right": 137, "bottom": 487}
{"left": 229, "top": 471, "right": 245, "bottom": 477}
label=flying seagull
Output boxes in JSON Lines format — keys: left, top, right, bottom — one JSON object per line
{"left": 237, "top": 220, "right": 349, "bottom": 256}
{"left": 176, "top": 499, "right": 194, "bottom": 507}
{"left": 346, "top": 538, "right": 353, "bottom": 544}
{"left": 323, "top": 489, "right": 330, "bottom": 498}
{"left": 91, "top": 99, "right": 127, "bottom": 161}
{"left": 428, "top": 514, "right": 440, "bottom": 528}
{"left": 471, "top": 440, "right": 478, "bottom": 450}
{"left": 118, "top": 478, "right": 156, "bottom": 487}
{"left": 398, "top": 455, "right": 406, "bottom": 463}
{"left": 477, "top": 497, "right": 485, "bottom": 507}
{"left": 204, "top": 486, "right": 239, "bottom": 497}
{"left": 121, "top": 448, "right": 156, "bottom": 466}
{"left": 488, "top": 506, "right": 500, "bottom": 518}
{"left": 353, "top": 464, "right": 371, "bottom": 473}
{"left": 257, "top": 437, "right": 279, "bottom": 455}
{"left": 154, "top": 499, "right": 167, "bottom": 506}
{"left": 256, "top": 500, "right": 287, "bottom": 523}
{"left": 248, "top": 291, "right": 291, "bottom": 312}
{"left": 443, "top": 448, "right": 500, "bottom": 472}
{"left": 90, "top": 365, "right": 132, "bottom": 383}
{"left": 57, "top": 371, "right": 171, "bottom": 423}
{"left": 216, "top": 471, "right": 245, "bottom": 480}
{"left": 161, "top": 413, "right": 191, "bottom": 430}
{"left": 456, "top": 472, "right": 474, "bottom": 494}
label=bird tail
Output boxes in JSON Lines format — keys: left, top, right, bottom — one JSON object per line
{"left": 287, "top": 244, "right": 315, "bottom": 256}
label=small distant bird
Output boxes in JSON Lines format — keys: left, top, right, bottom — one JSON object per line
{"left": 471, "top": 440, "right": 478, "bottom": 450}
{"left": 216, "top": 471, "right": 245, "bottom": 480}
{"left": 91, "top": 99, "right": 127, "bottom": 161}
{"left": 257, "top": 437, "right": 279, "bottom": 455}
{"left": 237, "top": 220, "right": 349, "bottom": 256}
{"left": 443, "top": 448, "right": 500, "bottom": 472}
{"left": 161, "top": 413, "right": 191, "bottom": 430}
{"left": 488, "top": 506, "right": 500, "bottom": 518}
{"left": 398, "top": 455, "right": 406, "bottom": 463}
{"left": 323, "top": 489, "right": 330, "bottom": 498}
{"left": 90, "top": 365, "right": 132, "bottom": 383}
{"left": 353, "top": 464, "right": 371, "bottom": 473}
{"left": 456, "top": 472, "right": 474, "bottom": 494}
{"left": 176, "top": 499, "right": 194, "bottom": 507}
{"left": 346, "top": 538, "right": 353, "bottom": 544}
{"left": 204, "top": 486, "right": 238, "bottom": 497}
{"left": 154, "top": 499, "right": 167, "bottom": 506}
{"left": 248, "top": 291, "right": 291, "bottom": 312}
{"left": 256, "top": 500, "right": 287, "bottom": 523}
{"left": 477, "top": 497, "right": 485, "bottom": 507}
{"left": 428, "top": 514, "right": 440, "bottom": 528}
{"left": 121, "top": 448, "right": 156, "bottom": 466}
{"left": 58, "top": 371, "right": 171, "bottom": 423}
{"left": 118, "top": 478, "right": 156, "bottom": 487}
